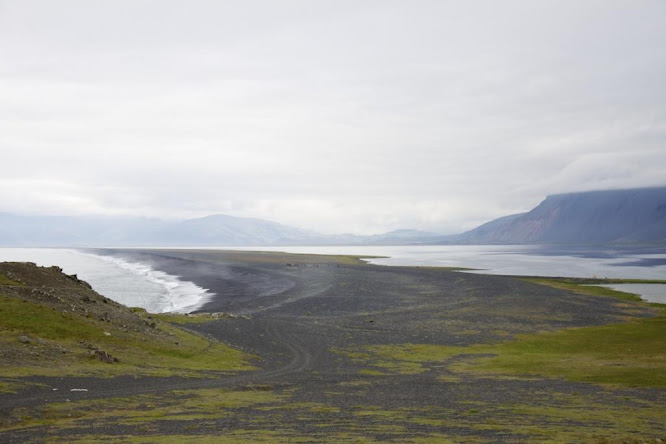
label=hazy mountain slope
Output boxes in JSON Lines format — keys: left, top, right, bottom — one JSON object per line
{"left": 455, "top": 213, "right": 525, "bottom": 244}
{"left": 160, "top": 214, "right": 322, "bottom": 246}
{"left": 0, "top": 214, "right": 162, "bottom": 247}
{"left": 0, "top": 213, "right": 442, "bottom": 247}
{"left": 0, "top": 213, "right": 321, "bottom": 247}
{"left": 459, "top": 187, "right": 666, "bottom": 244}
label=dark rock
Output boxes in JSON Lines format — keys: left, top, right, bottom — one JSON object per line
{"left": 91, "top": 349, "right": 118, "bottom": 363}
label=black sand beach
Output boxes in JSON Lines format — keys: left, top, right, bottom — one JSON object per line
{"left": 1, "top": 249, "right": 664, "bottom": 442}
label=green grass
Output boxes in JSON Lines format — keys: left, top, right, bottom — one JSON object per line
{"left": 23, "top": 393, "right": 665, "bottom": 444}
{"left": 154, "top": 312, "right": 239, "bottom": 324}
{"left": 0, "top": 274, "right": 21, "bottom": 286}
{"left": 0, "top": 293, "right": 254, "bottom": 378}
{"left": 522, "top": 278, "right": 645, "bottom": 302}
{"left": 343, "top": 308, "right": 666, "bottom": 387}
{"left": 56, "top": 433, "right": 352, "bottom": 443}
{"left": 4, "top": 387, "right": 288, "bottom": 432}
{"left": 339, "top": 344, "right": 460, "bottom": 375}
{"left": 0, "top": 379, "right": 46, "bottom": 394}
{"left": 0, "top": 295, "right": 108, "bottom": 341}
{"left": 466, "top": 313, "right": 666, "bottom": 386}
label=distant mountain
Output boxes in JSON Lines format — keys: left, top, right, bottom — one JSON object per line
{"left": 0, "top": 213, "right": 443, "bottom": 247}
{"left": 361, "top": 229, "right": 442, "bottom": 245}
{"left": 157, "top": 214, "right": 322, "bottom": 246}
{"left": 0, "top": 213, "right": 322, "bottom": 247}
{"left": 373, "top": 229, "right": 437, "bottom": 239}
{"left": 0, "top": 214, "right": 161, "bottom": 247}
{"left": 457, "top": 187, "right": 666, "bottom": 245}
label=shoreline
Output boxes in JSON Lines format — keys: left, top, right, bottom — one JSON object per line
{"left": 2, "top": 246, "right": 664, "bottom": 312}
{"left": 92, "top": 248, "right": 666, "bottom": 312}
{"left": 87, "top": 243, "right": 666, "bottom": 278}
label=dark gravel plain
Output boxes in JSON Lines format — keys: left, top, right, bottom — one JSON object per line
{"left": 1, "top": 249, "right": 664, "bottom": 443}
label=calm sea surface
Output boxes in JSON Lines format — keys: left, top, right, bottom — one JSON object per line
{"left": 1, "top": 245, "right": 664, "bottom": 310}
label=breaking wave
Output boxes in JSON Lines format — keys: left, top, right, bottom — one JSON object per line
{"left": 81, "top": 252, "right": 213, "bottom": 313}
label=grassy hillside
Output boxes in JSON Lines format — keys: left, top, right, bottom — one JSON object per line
{"left": 0, "top": 262, "right": 253, "bottom": 382}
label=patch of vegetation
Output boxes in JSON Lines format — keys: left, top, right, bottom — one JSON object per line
{"left": 258, "top": 401, "right": 340, "bottom": 414}
{"left": 153, "top": 312, "right": 237, "bottom": 324}
{"left": 0, "top": 293, "right": 253, "bottom": 378}
{"left": 350, "top": 395, "right": 666, "bottom": 443}
{"left": 358, "top": 369, "right": 387, "bottom": 376}
{"left": 8, "top": 376, "right": 665, "bottom": 443}
{"left": 465, "top": 313, "right": 666, "bottom": 387}
{"left": 0, "top": 378, "right": 46, "bottom": 394}
{"left": 500, "top": 393, "right": 666, "bottom": 442}
{"left": 338, "top": 344, "right": 461, "bottom": 375}
{"left": 5, "top": 387, "right": 286, "bottom": 432}
{"left": 0, "top": 294, "right": 109, "bottom": 341}
{"left": 342, "top": 309, "right": 666, "bottom": 387}
{"left": 57, "top": 432, "right": 371, "bottom": 443}
{"left": 0, "top": 274, "right": 21, "bottom": 286}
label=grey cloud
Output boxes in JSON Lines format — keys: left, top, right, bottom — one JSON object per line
{"left": 1, "top": 0, "right": 665, "bottom": 235}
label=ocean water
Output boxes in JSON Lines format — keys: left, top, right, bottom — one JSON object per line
{"left": 0, "top": 248, "right": 212, "bottom": 313}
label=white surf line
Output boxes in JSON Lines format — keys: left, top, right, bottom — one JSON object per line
{"left": 78, "top": 250, "right": 214, "bottom": 313}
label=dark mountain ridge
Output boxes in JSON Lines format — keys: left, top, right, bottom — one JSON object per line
{"left": 457, "top": 187, "right": 666, "bottom": 245}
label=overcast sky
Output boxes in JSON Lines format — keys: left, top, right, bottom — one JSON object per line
{"left": 1, "top": 1, "right": 665, "bottom": 235}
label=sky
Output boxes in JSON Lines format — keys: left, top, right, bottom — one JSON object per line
{"left": 1, "top": 1, "right": 665, "bottom": 235}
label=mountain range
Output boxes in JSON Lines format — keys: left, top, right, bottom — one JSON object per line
{"left": 1, "top": 187, "right": 664, "bottom": 246}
